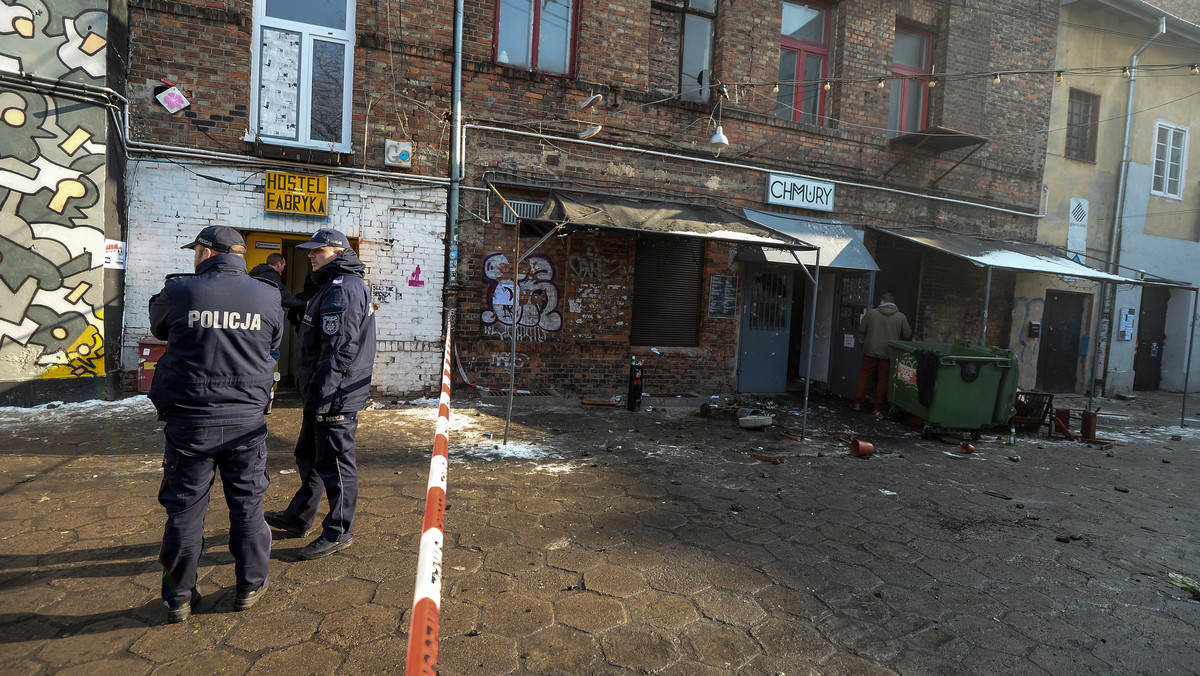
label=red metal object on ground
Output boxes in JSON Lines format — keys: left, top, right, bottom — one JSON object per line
{"left": 1052, "top": 408, "right": 1076, "bottom": 441}
{"left": 136, "top": 337, "right": 168, "bottom": 393}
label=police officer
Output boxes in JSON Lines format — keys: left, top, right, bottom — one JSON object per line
{"left": 149, "top": 225, "right": 283, "bottom": 623}
{"left": 265, "top": 228, "right": 376, "bottom": 560}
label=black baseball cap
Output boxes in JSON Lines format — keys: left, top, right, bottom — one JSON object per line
{"left": 296, "top": 228, "right": 352, "bottom": 250}
{"left": 180, "top": 225, "right": 246, "bottom": 254}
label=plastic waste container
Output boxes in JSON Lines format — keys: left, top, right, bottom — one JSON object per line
{"left": 888, "top": 338, "right": 1019, "bottom": 439}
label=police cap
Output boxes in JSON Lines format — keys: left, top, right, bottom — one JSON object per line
{"left": 296, "top": 228, "right": 352, "bottom": 250}
{"left": 181, "top": 225, "right": 246, "bottom": 254}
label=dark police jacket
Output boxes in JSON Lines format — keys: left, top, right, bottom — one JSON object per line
{"left": 148, "top": 254, "right": 284, "bottom": 426}
{"left": 296, "top": 250, "right": 376, "bottom": 416}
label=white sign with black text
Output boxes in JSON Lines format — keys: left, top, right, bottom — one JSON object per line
{"left": 765, "top": 174, "right": 835, "bottom": 212}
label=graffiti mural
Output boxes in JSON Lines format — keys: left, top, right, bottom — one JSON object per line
{"left": 480, "top": 252, "right": 562, "bottom": 343}
{"left": 0, "top": 0, "right": 110, "bottom": 382}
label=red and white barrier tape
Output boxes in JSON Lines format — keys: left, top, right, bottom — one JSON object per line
{"left": 406, "top": 314, "right": 453, "bottom": 675}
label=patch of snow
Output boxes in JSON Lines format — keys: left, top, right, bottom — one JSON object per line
{"left": 0, "top": 395, "right": 154, "bottom": 423}
{"left": 452, "top": 441, "right": 554, "bottom": 460}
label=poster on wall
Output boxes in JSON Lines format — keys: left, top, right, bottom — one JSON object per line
{"left": 708, "top": 275, "right": 738, "bottom": 318}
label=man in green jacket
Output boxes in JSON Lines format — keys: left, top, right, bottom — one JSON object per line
{"left": 852, "top": 292, "right": 912, "bottom": 418}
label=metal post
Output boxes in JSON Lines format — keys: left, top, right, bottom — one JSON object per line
{"left": 1182, "top": 287, "right": 1199, "bottom": 427}
{"left": 801, "top": 249, "right": 820, "bottom": 440}
{"left": 980, "top": 266, "right": 992, "bottom": 345}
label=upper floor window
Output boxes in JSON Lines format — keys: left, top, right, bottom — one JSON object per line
{"left": 496, "top": 0, "right": 576, "bottom": 76}
{"left": 679, "top": 0, "right": 715, "bottom": 103}
{"left": 887, "top": 26, "right": 931, "bottom": 138}
{"left": 251, "top": 0, "right": 354, "bottom": 152}
{"left": 1065, "top": 88, "right": 1099, "bottom": 162}
{"left": 1152, "top": 122, "right": 1187, "bottom": 199}
{"left": 776, "top": 1, "right": 830, "bottom": 125}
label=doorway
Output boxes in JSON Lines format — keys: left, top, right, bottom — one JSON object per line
{"left": 1134, "top": 286, "right": 1168, "bottom": 391}
{"left": 1037, "top": 291, "right": 1085, "bottom": 392}
{"left": 828, "top": 273, "right": 871, "bottom": 398}
{"left": 738, "top": 265, "right": 793, "bottom": 392}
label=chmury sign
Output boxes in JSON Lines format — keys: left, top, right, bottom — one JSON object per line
{"left": 766, "top": 174, "right": 835, "bottom": 212}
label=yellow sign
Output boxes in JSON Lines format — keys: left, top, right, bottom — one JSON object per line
{"left": 264, "top": 171, "right": 327, "bottom": 216}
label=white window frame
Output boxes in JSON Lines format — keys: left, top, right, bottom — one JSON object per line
{"left": 248, "top": 0, "right": 355, "bottom": 153}
{"left": 1152, "top": 121, "right": 1187, "bottom": 200}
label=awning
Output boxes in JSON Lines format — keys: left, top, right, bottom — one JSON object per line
{"left": 741, "top": 209, "right": 879, "bottom": 271}
{"left": 532, "top": 190, "right": 817, "bottom": 253}
{"left": 872, "top": 226, "right": 1188, "bottom": 286}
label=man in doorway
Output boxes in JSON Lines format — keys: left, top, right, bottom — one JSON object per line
{"left": 852, "top": 292, "right": 912, "bottom": 419}
{"left": 148, "top": 225, "right": 283, "bottom": 622}
{"left": 249, "top": 252, "right": 307, "bottom": 319}
{"left": 265, "top": 228, "right": 376, "bottom": 560}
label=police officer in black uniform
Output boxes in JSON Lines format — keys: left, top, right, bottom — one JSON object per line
{"left": 265, "top": 228, "right": 376, "bottom": 560}
{"left": 149, "top": 225, "right": 283, "bottom": 622}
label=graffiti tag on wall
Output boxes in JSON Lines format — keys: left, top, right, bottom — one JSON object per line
{"left": 0, "top": 0, "right": 109, "bottom": 381}
{"left": 480, "top": 253, "right": 562, "bottom": 343}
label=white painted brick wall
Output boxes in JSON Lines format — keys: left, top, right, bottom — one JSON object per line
{"left": 124, "top": 161, "right": 447, "bottom": 396}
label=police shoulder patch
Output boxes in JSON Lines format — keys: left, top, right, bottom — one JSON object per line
{"left": 322, "top": 314, "right": 341, "bottom": 335}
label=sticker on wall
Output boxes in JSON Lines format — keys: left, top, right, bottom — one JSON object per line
{"left": 154, "top": 85, "right": 190, "bottom": 114}
{"left": 104, "top": 239, "right": 125, "bottom": 269}
{"left": 408, "top": 265, "right": 425, "bottom": 287}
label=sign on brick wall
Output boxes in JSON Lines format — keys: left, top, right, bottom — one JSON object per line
{"left": 265, "top": 171, "right": 328, "bottom": 216}
{"left": 765, "top": 173, "right": 835, "bottom": 212}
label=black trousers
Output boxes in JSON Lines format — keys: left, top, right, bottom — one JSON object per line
{"left": 157, "top": 421, "right": 270, "bottom": 605}
{"left": 280, "top": 412, "right": 359, "bottom": 542}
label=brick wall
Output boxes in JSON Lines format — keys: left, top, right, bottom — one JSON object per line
{"left": 124, "top": 161, "right": 446, "bottom": 397}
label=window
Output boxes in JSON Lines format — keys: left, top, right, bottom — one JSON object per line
{"left": 679, "top": 0, "right": 715, "bottom": 103}
{"left": 496, "top": 0, "right": 577, "bottom": 76}
{"left": 1065, "top": 89, "right": 1099, "bottom": 162}
{"left": 1152, "top": 122, "right": 1187, "bottom": 199}
{"left": 887, "top": 26, "right": 932, "bottom": 138}
{"left": 631, "top": 236, "right": 702, "bottom": 346}
{"left": 776, "top": 1, "right": 830, "bottom": 125}
{"left": 251, "top": 0, "right": 354, "bottom": 152}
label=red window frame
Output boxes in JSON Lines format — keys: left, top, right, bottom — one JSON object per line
{"left": 778, "top": 1, "right": 831, "bottom": 126}
{"left": 889, "top": 26, "right": 933, "bottom": 137}
{"left": 492, "top": 0, "right": 580, "bottom": 77}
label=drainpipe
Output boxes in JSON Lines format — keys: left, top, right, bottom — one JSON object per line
{"left": 447, "top": 0, "right": 464, "bottom": 296}
{"left": 1093, "top": 16, "right": 1165, "bottom": 403}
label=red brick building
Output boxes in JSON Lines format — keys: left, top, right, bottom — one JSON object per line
{"left": 123, "top": 0, "right": 1065, "bottom": 399}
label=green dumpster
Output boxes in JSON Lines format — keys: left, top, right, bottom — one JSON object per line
{"left": 887, "top": 339, "right": 1019, "bottom": 438}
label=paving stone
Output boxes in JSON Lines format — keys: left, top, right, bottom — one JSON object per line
{"left": 625, "top": 590, "right": 698, "bottom": 630}
{"left": 515, "top": 566, "right": 578, "bottom": 598}
{"left": 518, "top": 625, "right": 599, "bottom": 674}
{"left": 34, "top": 616, "right": 144, "bottom": 669}
{"left": 545, "top": 545, "right": 603, "bottom": 572}
{"left": 644, "top": 561, "right": 712, "bottom": 595}
{"left": 693, "top": 588, "right": 765, "bottom": 626}
{"left": 601, "top": 628, "right": 679, "bottom": 673}
{"left": 600, "top": 542, "right": 664, "bottom": 570}
{"left": 751, "top": 615, "right": 835, "bottom": 658}
{"left": 447, "top": 571, "right": 516, "bottom": 606}
{"left": 340, "top": 636, "right": 407, "bottom": 675}
{"left": 480, "top": 594, "right": 554, "bottom": 638}
{"left": 584, "top": 564, "right": 646, "bottom": 598}
{"left": 515, "top": 526, "right": 571, "bottom": 550}
{"left": 485, "top": 545, "right": 544, "bottom": 575}
{"left": 705, "top": 562, "right": 771, "bottom": 593}
{"left": 296, "top": 577, "right": 377, "bottom": 613}
{"left": 315, "top": 603, "right": 398, "bottom": 648}
{"left": 225, "top": 610, "right": 320, "bottom": 652}
{"left": 681, "top": 620, "right": 755, "bottom": 669}
{"left": 55, "top": 657, "right": 151, "bottom": 675}
{"left": 244, "top": 642, "right": 342, "bottom": 675}
{"left": 437, "top": 632, "right": 518, "bottom": 675}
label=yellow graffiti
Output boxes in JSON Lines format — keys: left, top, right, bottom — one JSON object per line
{"left": 61, "top": 128, "right": 92, "bottom": 155}
{"left": 39, "top": 323, "right": 106, "bottom": 379}
{"left": 66, "top": 281, "right": 91, "bottom": 304}
{"left": 80, "top": 33, "right": 106, "bottom": 56}
{"left": 48, "top": 178, "right": 86, "bottom": 213}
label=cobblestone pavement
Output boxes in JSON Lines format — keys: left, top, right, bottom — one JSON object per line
{"left": 1, "top": 387, "right": 1198, "bottom": 674}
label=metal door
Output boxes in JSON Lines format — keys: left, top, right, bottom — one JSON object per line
{"left": 829, "top": 273, "right": 871, "bottom": 398}
{"left": 1134, "top": 287, "right": 1168, "bottom": 390}
{"left": 738, "top": 266, "right": 793, "bottom": 392}
{"left": 1037, "top": 291, "right": 1084, "bottom": 392}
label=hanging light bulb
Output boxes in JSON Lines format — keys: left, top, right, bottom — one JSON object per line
{"left": 823, "top": 80, "right": 831, "bottom": 91}
{"left": 1121, "top": 66, "right": 1130, "bottom": 78}
{"left": 992, "top": 73, "right": 1002, "bottom": 84}
{"left": 1055, "top": 71, "right": 1064, "bottom": 82}
{"left": 1191, "top": 64, "right": 1199, "bottom": 75}
{"left": 927, "top": 77, "right": 938, "bottom": 88}
{"left": 772, "top": 82, "right": 779, "bottom": 93}
{"left": 877, "top": 78, "right": 886, "bottom": 89}
{"left": 718, "top": 83, "right": 730, "bottom": 100}
{"left": 710, "top": 125, "right": 729, "bottom": 148}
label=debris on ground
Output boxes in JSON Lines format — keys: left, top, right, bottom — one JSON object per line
{"left": 1168, "top": 573, "right": 1200, "bottom": 600}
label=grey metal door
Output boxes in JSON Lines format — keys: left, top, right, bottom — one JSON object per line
{"left": 738, "top": 266, "right": 793, "bottom": 392}
{"left": 829, "top": 273, "right": 871, "bottom": 398}
{"left": 1134, "top": 287, "right": 1168, "bottom": 390}
{"left": 1037, "top": 291, "right": 1084, "bottom": 392}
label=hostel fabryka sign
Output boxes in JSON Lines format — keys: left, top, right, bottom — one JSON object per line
{"left": 265, "top": 171, "right": 328, "bottom": 216}
{"left": 765, "top": 173, "right": 835, "bottom": 212}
